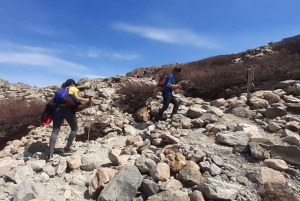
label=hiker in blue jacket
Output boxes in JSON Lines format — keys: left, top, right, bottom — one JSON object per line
{"left": 157, "top": 67, "right": 181, "bottom": 121}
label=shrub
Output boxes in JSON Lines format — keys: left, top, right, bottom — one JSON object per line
{"left": 258, "top": 184, "right": 299, "bottom": 201}
{"left": 0, "top": 98, "right": 45, "bottom": 134}
{"left": 117, "top": 80, "right": 156, "bottom": 113}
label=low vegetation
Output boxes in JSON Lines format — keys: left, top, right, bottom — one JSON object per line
{"left": 117, "top": 80, "right": 156, "bottom": 113}
{"left": 0, "top": 97, "right": 45, "bottom": 138}
{"left": 258, "top": 184, "right": 299, "bottom": 201}
{"left": 154, "top": 34, "right": 300, "bottom": 99}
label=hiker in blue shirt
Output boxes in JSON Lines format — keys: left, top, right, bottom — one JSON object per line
{"left": 157, "top": 67, "right": 181, "bottom": 121}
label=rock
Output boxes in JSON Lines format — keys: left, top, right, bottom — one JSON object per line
{"left": 250, "top": 97, "right": 269, "bottom": 109}
{"left": 164, "top": 134, "right": 180, "bottom": 144}
{"left": 282, "top": 135, "right": 300, "bottom": 146}
{"left": 12, "top": 180, "right": 44, "bottom": 201}
{"left": 88, "top": 167, "right": 118, "bottom": 198}
{"left": 246, "top": 167, "right": 286, "bottom": 186}
{"left": 56, "top": 157, "right": 67, "bottom": 176}
{"left": 126, "top": 136, "right": 143, "bottom": 146}
{"left": 66, "top": 155, "right": 81, "bottom": 170}
{"left": 147, "top": 190, "right": 190, "bottom": 201}
{"left": 235, "top": 123, "right": 264, "bottom": 138}
{"left": 186, "top": 104, "right": 206, "bottom": 119}
{"left": 170, "top": 160, "right": 186, "bottom": 173}
{"left": 134, "top": 157, "right": 156, "bottom": 173}
{"left": 249, "top": 142, "right": 270, "bottom": 159}
{"left": 197, "top": 177, "right": 241, "bottom": 200}
{"left": 270, "top": 145, "right": 300, "bottom": 166}
{"left": 177, "top": 161, "right": 202, "bottom": 186}
{"left": 160, "top": 178, "right": 183, "bottom": 191}
{"left": 209, "top": 163, "right": 222, "bottom": 176}
{"left": 141, "top": 179, "right": 159, "bottom": 198}
{"left": 211, "top": 155, "right": 224, "bottom": 166}
{"left": 265, "top": 107, "right": 287, "bottom": 118}
{"left": 124, "top": 125, "right": 137, "bottom": 136}
{"left": 231, "top": 107, "right": 250, "bottom": 118}
{"left": 6, "top": 166, "right": 33, "bottom": 184}
{"left": 81, "top": 153, "right": 110, "bottom": 171}
{"left": 29, "top": 160, "right": 46, "bottom": 172}
{"left": 43, "top": 166, "right": 55, "bottom": 178}
{"left": 97, "top": 166, "right": 142, "bottom": 201}
{"left": 190, "top": 190, "right": 205, "bottom": 201}
{"left": 149, "top": 162, "right": 170, "bottom": 182}
{"left": 216, "top": 131, "right": 250, "bottom": 146}
{"left": 210, "top": 98, "right": 225, "bottom": 107}
{"left": 263, "top": 91, "right": 280, "bottom": 103}
{"left": 264, "top": 159, "right": 289, "bottom": 171}
{"left": 135, "top": 107, "right": 150, "bottom": 122}
{"left": 274, "top": 80, "right": 296, "bottom": 89}
{"left": 268, "top": 122, "right": 281, "bottom": 132}
{"left": 200, "top": 113, "right": 218, "bottom": 124}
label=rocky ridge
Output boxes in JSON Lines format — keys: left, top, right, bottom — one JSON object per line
{"left": 0, "top": 76, "right": 300, "bottom": 201}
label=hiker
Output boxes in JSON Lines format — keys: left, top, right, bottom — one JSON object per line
{"left": 48, "top": 79, "right": 93, "bottom": 161}
{"left": 136, "top": 71, "right": 141, "bottom": 78}
{"left": 156, "top": 67, "right": 181, "bottom": 121}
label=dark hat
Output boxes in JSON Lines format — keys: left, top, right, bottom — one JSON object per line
{"left": 173, "top": 67, "right": 181, "bottom": 73}
{"left": 65, "top": 79, "right": 78, "bottom": 87}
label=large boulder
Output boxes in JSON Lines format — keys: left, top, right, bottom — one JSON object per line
{"left": 97, "top": 166, "right": 143, "bottom": 201}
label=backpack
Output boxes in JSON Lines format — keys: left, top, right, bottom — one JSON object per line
{"left": 54, "top": 87, "right": 69, "bottom": 104}
{"left": 157, "top": 74, "right": 167, "bottom": 92}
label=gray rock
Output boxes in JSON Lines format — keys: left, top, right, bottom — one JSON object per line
{"left": 141, "top": 179, "right": 159, "bottom": 197}
{"left": 197, "top": 177, "right": 241, "bottom": 200}
{"left": 12, "top": 180, "right": 44, "bottom": 201}
{"left": 211, "top": 155, "right": 224, "bottom": 166}
{"left": 216, "top": 131, "right": 250, "bottom": 146}
{"left": 97, "top": 166, "right": 142, "bottom": 201}
{"left": 135, "top": 157, "right": 156, "bottom": 173}
{"left": 231, "top": 107, "right": 250, "bottom": 118}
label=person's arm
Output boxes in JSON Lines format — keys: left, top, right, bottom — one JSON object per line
{"left": 166, "top": 76, "right": 180, "bottom": 89}
{"left": 73, "top": 90, "right": 91, "bottom": 103}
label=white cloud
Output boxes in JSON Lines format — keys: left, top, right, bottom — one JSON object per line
{"left": 0, "top": 52, "right": 89, "bottom": 76}
{"left": 112, "top": 23, "right": 219, "bottom": 48}
{"left": 86, "top": 49, "right": 139, "bottom": 60}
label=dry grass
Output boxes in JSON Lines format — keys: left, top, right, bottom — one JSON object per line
{"left": 117, "top": 80, "right": 156, "bottom": 113}
{"left": 153, "top": 34, "right": 300, "bottom": 99}
{"left": 0, "top": 98, "right": 45, "bottom": 138}
{"left": 258, "top": 184, "right": 299, "bottom": 201}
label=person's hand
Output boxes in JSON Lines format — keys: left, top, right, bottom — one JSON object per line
{"left": 174, "top": 84, "right": 181, "bottom": 89}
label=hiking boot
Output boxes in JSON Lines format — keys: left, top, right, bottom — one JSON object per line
{"left": 63, "top": 147, "right": 77, "bottom": 155}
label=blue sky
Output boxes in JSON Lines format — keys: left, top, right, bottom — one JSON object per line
{"left": 0, "top": 1, "right": 300, "bottom": 87}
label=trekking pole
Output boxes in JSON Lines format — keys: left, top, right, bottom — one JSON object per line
{"left": 87, "top": 97, "right": 93, "bottom": 142}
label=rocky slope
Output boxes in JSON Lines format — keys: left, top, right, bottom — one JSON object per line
{"left": 0, "top": 76, "right": 300, "bottom": 201}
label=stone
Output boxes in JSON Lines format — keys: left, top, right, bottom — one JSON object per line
{"left": 97, "top": 166, "right": 142, "bottom": 201}
{"left": 246, "top": 167, "right": 286, "bottom": 186}
{"left": 135, "top": 107, "right": 150, "bottom": 122}
{"left": 264, "top": 159, "right": 289, "bottom": 171}
{"left": 141, "top": 179, "right": 159, "bottom": 198}
{"left": 210, "top": 98, "right": 226, "bottom": 107}
{"left": 12, "top": 180, "right": 44, "bottom": 201}
{"left": 177, "top": 161, "right": 202, "bottom": 186}
{"left": 265, "top": 107, "right": 287, "bottom": 118}
{"left": 88, "top": 167, "right": 118, "bottom": 198}
{"left": 231, "top": 107, "right": 250, "bottom": 118}
{"left": 134, "top": 157, "right": 156, "bottom": 173}
{"left": 197, "top": 177, "right": 241, "bottom": 200}
{"left": 66, "top": 155, "right": 81, "bottom": 169}
{"left": 147, "top": 190, "right": 190, "bottom": 201}
{"left": 186, "top": 105, "right": 206, "bottom": 119}
{"left": 216, "top": 131, "right": 250, "bottom": 146}
{"left": 190, "top": 190, "right": 205, "bottom": 201}
{"left": 149, "top": 162, "right": 170, "bottom": 182}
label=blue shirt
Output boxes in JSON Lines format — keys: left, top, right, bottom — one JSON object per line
{"left": 163, "top": 74, "right": 175, "bottom": 95}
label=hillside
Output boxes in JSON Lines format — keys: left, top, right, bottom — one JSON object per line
{"left": 0, "top": 34, "right": 300, "bottom": 201}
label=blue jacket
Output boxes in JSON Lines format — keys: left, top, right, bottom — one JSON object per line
{"left": 163, "top": 74, "right": 175, "bottom": 95}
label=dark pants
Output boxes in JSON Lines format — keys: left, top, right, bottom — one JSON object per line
{"left": 158, "top": 94, "right": 179, "bottom": 118}
{"left": 49, "top": 106, "right": 78, "bottom": 156}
